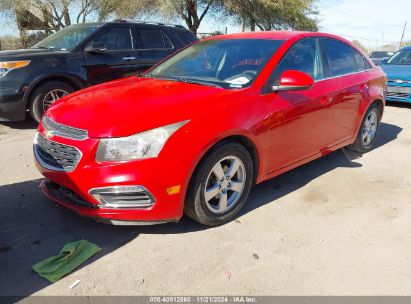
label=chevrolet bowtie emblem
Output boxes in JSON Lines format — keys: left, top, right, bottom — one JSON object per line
{"left": 44, "top": 129, "right": 54, "bottom": 139}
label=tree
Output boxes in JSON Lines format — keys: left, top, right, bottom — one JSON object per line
{"left": 225, "top": 0, "right": 318, "bottom": 32}
{"left": 110, "top": 0, "right": 222, "bottom": 35}
{"left": 352, "top": 40, "right": 368, "bottom": 54}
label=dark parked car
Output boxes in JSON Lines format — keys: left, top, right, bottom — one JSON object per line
{"left": 0, "top": 20, "right": 197, "bottom": 122}
{"left": 369, "top": 51, "right": 394, "bottom": 66}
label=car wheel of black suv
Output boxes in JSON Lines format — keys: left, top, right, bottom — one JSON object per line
{"left": 29, "top": 81, "right": 75, "bottom": 122}
{"left": 185, "top": 142, "right": 253, "bottom": 226}
{"left": 347, "top": 103, "right": 382, "bottom": 153}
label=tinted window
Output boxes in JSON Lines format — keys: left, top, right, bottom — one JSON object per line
{"left": 276, "top": 38, "right": 324, "bottom": 80}
{"left": 352, "top": 49, "right": 372, "bottom": 71}
{"left": 176, "top": 31, "right": 197, "bottom": 44}
{"left": 91, "top": 27, "right": 132, "bottom": 50}
{"left": 136, "top": 29, "right": 170, "bottom": 49}
{"left": 323, "top": 39, "right": 356, "bottom": 76}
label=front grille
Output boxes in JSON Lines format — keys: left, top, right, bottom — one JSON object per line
{"left": 42, "top": 116, "right": 88, "bottom": 140}
{"left": 386, "top": 85, "right": 411, "bottom": 99}
{"left": 34, "top": 133, "right": 82, "bottom": 172}
{"left": 45, "top": 180, "right": 98, "bottom": 209}
{"left": 387, "top": 92, "right": 409, "bottom": 99}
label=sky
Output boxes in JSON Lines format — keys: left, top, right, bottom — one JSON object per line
{"left": 199, "top": 0, "right": 411, "bottom": 50}
{"left": 1, "top": 0, "right": 410, "bottom": 51}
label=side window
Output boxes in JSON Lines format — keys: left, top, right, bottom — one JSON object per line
{"left": 352, "top": 49, "right": 372, "bottom": 72}
{"left": 90, "top": 27, "right": 132, "bottom": 50}
{"left": 322, "top": 39, "right": 356, "bottom": 76}
{"left": 136, "top": 29, "right": 172, "bottom": 49}
{"left": 175, "top": 31, "right": 197, "bottom": 44}
{"left": 276, "top": 38, "right": 325, "bottom": 81}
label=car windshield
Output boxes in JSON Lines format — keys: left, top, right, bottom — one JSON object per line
{"left": 33, "top": 24, "right": 99, "bottom": 51}
{"left": 147, "top": 39, "right": 284, "bottom": 89}
{"left": 386, "top": 48, "right": 411, "bottom": 65}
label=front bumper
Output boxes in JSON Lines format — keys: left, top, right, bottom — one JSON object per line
{"left": 0, "top": 80, "right": 27, "bottom": 121}
{"left": 34, "top": 132, "right": 187, "bottom": 225}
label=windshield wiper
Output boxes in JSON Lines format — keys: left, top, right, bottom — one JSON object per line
{"left": 32, "top": 46, "right": 55, "bottom": 51}
{"left": 175, "top": 77, "right": 223, "bottom": 89}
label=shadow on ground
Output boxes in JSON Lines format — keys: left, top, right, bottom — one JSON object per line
{"left": 0, "top": 122, "right": 402, "bottom": 298}
{"left": 386, "top": 101, "right": 411, "bottom": 109}
{"left": 0, "top": 115, "right": 38, "bottom": 130}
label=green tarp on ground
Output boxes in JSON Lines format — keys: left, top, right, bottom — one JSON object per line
{"left": 32, "top": 240, "right": 101, "bottom": 283}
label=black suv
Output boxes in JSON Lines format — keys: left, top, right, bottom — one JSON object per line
{"left": 0, "top": 20, "right": 197, "bottom": 122}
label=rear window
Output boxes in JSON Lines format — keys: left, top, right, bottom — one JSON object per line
{"left": 135, "top": 29, "right": 172, "bottom": 49}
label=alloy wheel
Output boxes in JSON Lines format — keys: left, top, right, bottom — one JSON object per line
{"left": 204, "top": 156, "right": 246, "bottom": 214}
{"left": 362, "top": 109, "right": 378, "bottom": 146}
{"left": 42, "top": 89, "right": 69, "bottom": 111}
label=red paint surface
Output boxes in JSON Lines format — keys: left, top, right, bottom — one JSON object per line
{"left": 35, "top": 31, "right": 387, "bottom": 222}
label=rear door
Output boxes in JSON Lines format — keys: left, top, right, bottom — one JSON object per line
{"left": 320, "top": 38, "right": 370, "bottom": 146}
{"left": 132, "top": 26, "right": 175, "bottom": 71}
{"left": 83, "top": 25, "right": 140, "bottom": 85}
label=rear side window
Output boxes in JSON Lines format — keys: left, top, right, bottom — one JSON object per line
{"left": 175, "top": 31, "right": 197, "bottom": 44}
{"left": 135, "top": 28, "right": 172, "bottom": 49}
{"left": 322, "top": 39, "right": 356, "bottom": 77}
{"left": 91, "top": 27, "right": 132, "bottom": 50}
{"left": 352, "top": 49, "right": 372, "bottom": 71}
{"left": 276, "top": 37, "right": 325, "bottom": 80}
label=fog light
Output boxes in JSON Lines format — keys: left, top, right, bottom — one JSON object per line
{"left": 89, "top": 186, "right": 155, "bottom": 209}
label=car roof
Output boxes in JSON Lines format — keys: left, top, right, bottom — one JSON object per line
{"left": 206, "top": 31, "right": 352, "bottom": 43}
{"left": 70, "top": 20, "right": 188, "bottom": 30}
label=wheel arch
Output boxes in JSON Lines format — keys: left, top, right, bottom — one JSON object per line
{"left": 23, "top": 73, "right": 86, "bottom": 108}
{"left": 188, "top": 134, "right": 261, "bottom": 189}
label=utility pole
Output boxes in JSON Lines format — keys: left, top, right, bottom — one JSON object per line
{"left": 399, "top": 22, "right": 407, "bottom": 49}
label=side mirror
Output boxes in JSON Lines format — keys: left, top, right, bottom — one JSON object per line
{"left": 271, "top": 70, "right": 314, "bottom": 92}
{"left": 85, "top": 42, "right": 107, "bottom": 54}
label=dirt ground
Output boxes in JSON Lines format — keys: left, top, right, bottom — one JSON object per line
{"left": 0, "top": 103, "right": 410, "bottom": 298}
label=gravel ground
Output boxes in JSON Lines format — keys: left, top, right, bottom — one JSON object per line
{"left": 0, "top": 103, "right": 410, "bottom": 297}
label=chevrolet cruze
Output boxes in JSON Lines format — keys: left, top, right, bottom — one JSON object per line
{"left": 34, "top": 31, "right": 386, "bottom": 226}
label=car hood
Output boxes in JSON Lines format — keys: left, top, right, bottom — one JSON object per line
{"left": 46, "top": 77, "right": 241, "bottom": 138}
{"left": 0, "top": 48, "right": 66, "bottom": 60}
{"left": 381, "top": 64, "right": 411, "bottom": 80}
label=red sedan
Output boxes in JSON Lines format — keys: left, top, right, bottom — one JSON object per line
{"left": 34, "top": 31, "right": 386, "bottom": 226}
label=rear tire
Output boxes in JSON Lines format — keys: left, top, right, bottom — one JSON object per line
{"left": 347, "top": 103, "right": 381, "bottom": 153}
{"left": 29, "top": 81, "right": 75, "bottom": 122}
{"left": 185, "top": 142, "right": 253, "bottom": 226}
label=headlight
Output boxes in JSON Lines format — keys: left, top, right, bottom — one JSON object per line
{"left": 0, "top": 60, "right": 31, "bottom": 77}
{"left": 96, "top": 120, "right": 189, "bottom": 162}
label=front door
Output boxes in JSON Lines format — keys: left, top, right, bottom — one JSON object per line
{"left": 264, "top": 37, "right": 333, "bottom": 173}
{"left": 84, "top": 26, "right": 140, "bottom": 85}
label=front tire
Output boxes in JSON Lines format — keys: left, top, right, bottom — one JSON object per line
{"left": 347, "top": 103, "right": 381, "bottom": 153}
{"left": 29, "top": 81, "right": 75, "bottom": 122}
{"left": 185, "top": 142, "right": 253, "bottom": 226}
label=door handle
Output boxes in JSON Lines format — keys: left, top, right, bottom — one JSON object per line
{"left": 123, "top": 57, "right": 136, "bottom": 61}
{"left": 320, "top": 96, "right": 333, "bottom": 106}
{"left": 360, "top": 83, "right": 369, "bottom": 92}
